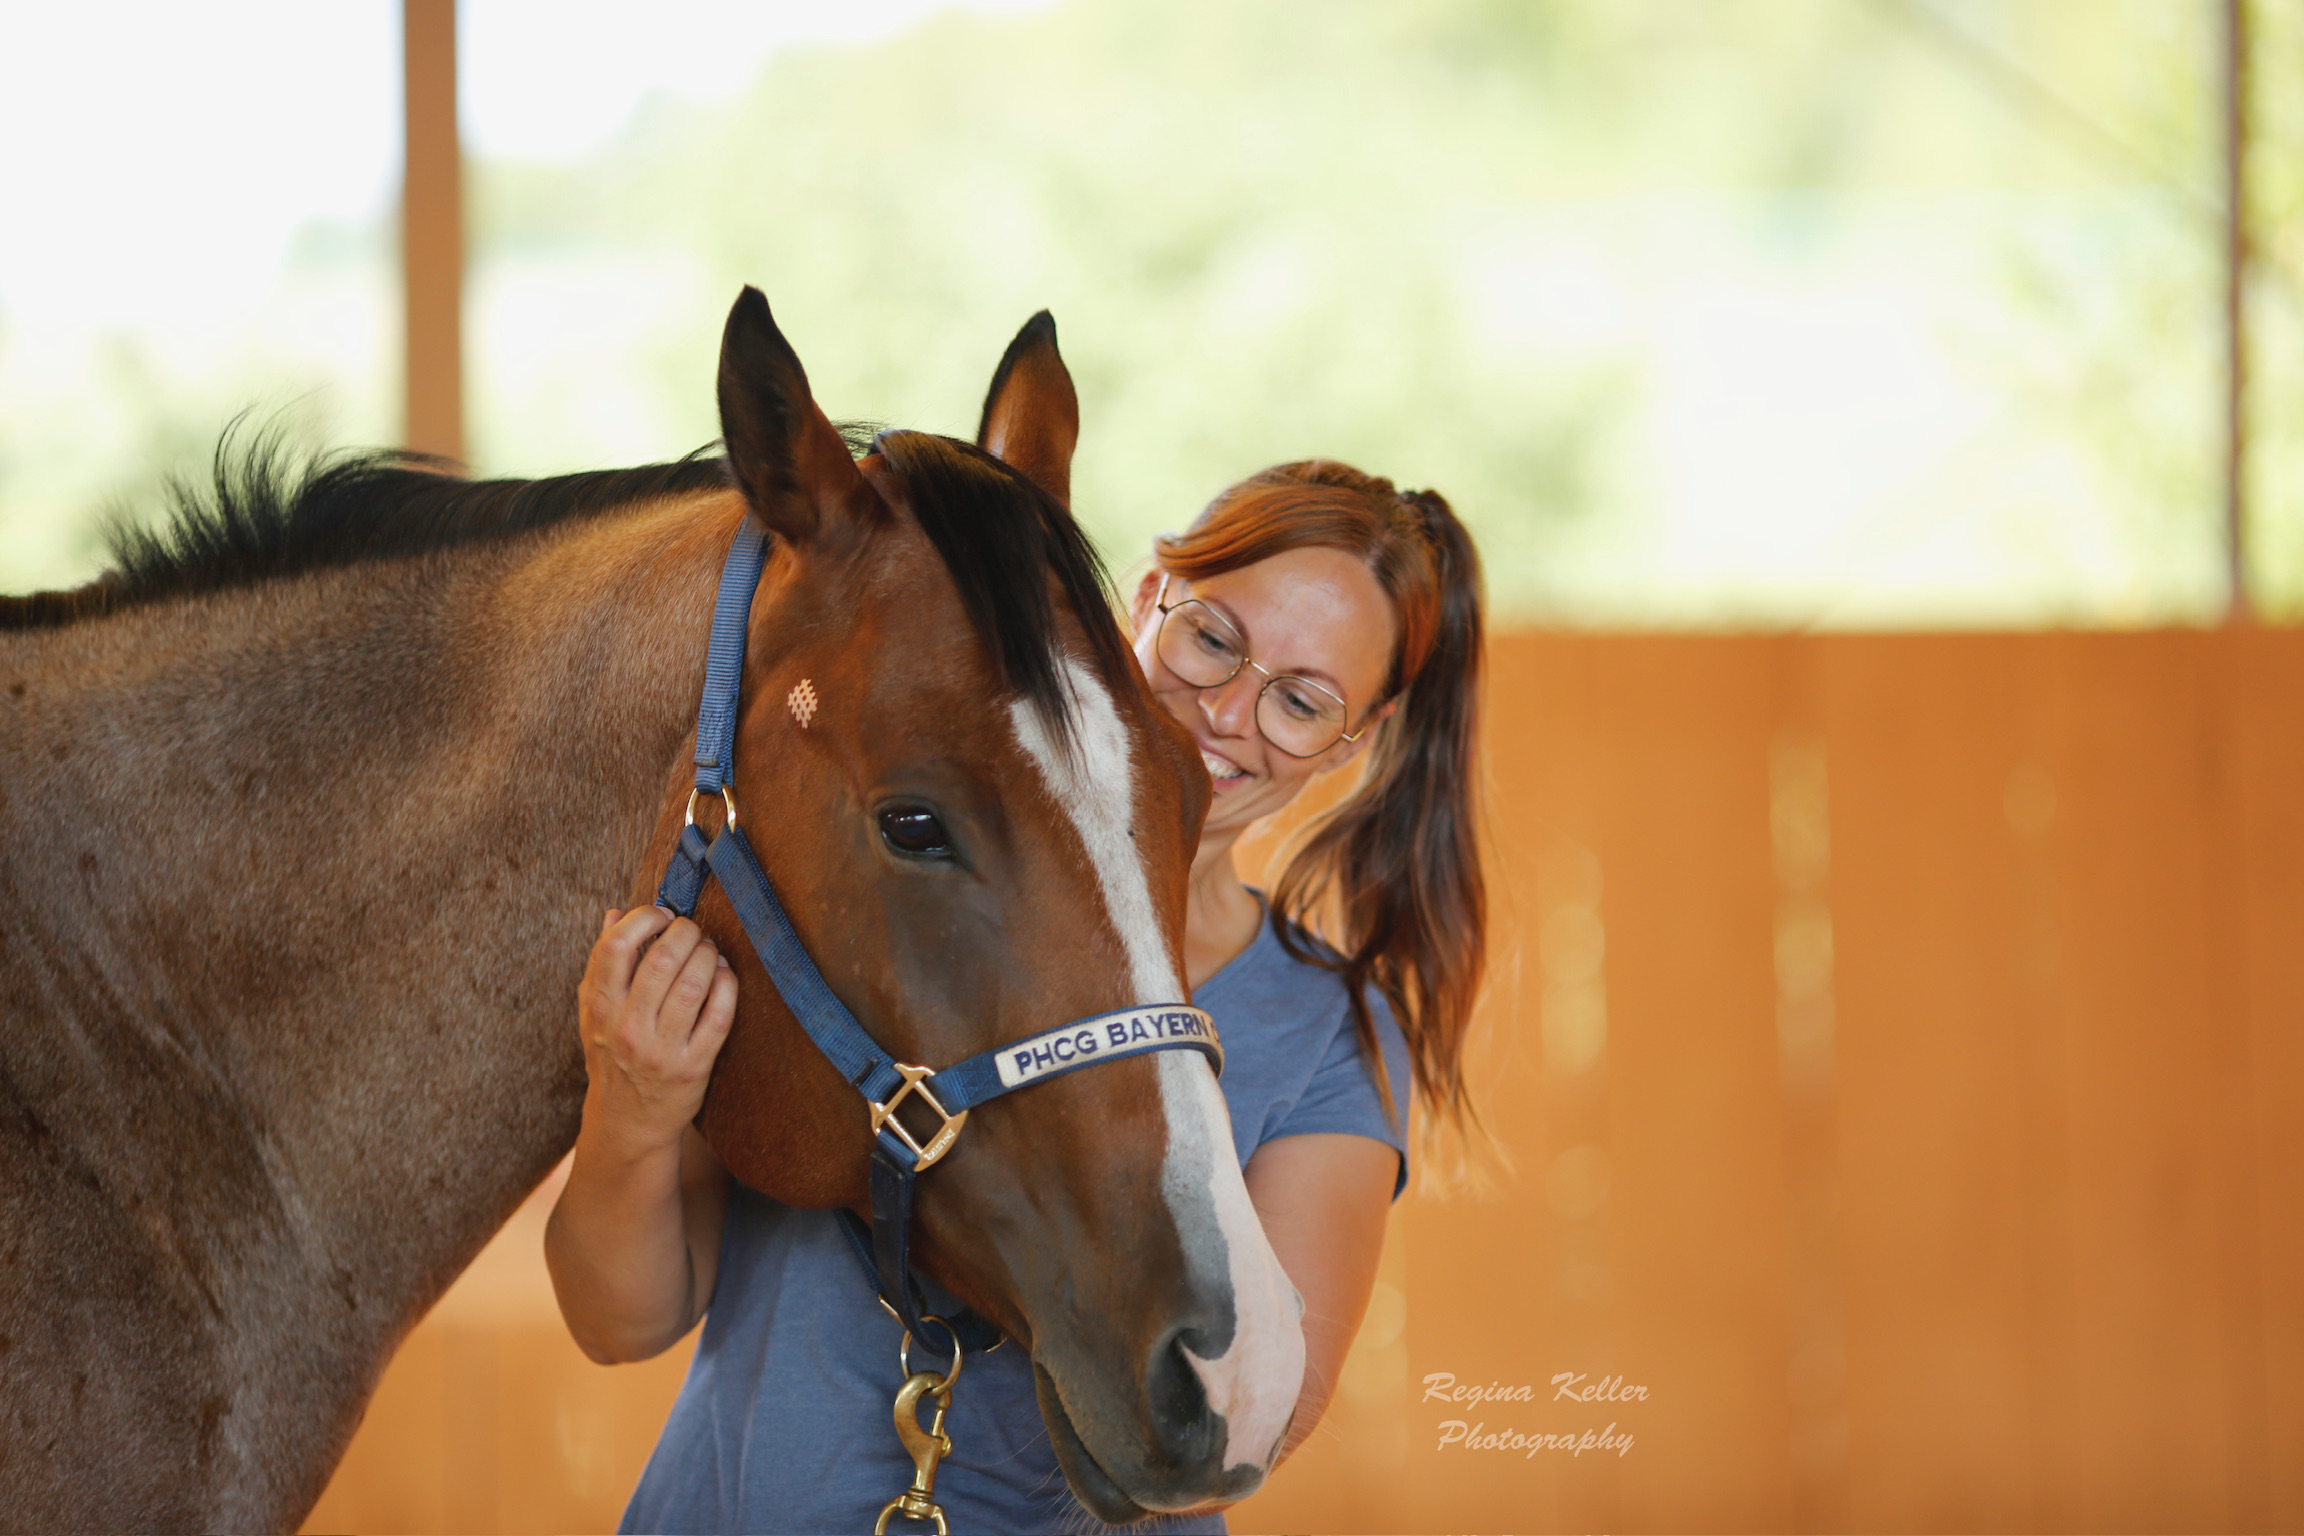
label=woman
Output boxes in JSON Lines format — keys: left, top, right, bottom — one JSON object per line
{"left": 546, "top": 459, "right": 1486, "bottom": 1533}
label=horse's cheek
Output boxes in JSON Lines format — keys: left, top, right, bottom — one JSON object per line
{"left": 697, "top": 1015, "right": 862, "bottom": 1207}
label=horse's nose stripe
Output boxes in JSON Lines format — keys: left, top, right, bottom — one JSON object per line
{"left": 1005, "top": 657, "right": 1176, "bottom": 1001}
{"left": 1008, "top": 654, "right": 1305, "bottom": 1480}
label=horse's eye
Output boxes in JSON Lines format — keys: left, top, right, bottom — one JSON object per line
{"left": 878, "top": 806, "right": 952, "bottom": 858}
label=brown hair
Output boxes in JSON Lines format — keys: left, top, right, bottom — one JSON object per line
{"left": 1156, "top": 459, "right": 1487, "bottom": 1170}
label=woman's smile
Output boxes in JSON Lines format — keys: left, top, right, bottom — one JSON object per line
{"left": 1200, "top": 746, "right": 1252, "bottom": 789}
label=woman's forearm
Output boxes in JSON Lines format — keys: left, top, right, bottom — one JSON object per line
{"left": 550, "top": 907, "right": 738, "bottom": 1363}
{"left": 545, "top": 1113, "right": 725, "bottom": 1363}
{"left": 1243, "top": 1133, "right": 1399, "bottom": 1469}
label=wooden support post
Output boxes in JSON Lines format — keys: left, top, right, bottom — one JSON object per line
{"left": 401, "top": 0, "right": 464, "bottom": 465}
{"left": 2222, "top": 0, "right": 2250, "bottom": 623}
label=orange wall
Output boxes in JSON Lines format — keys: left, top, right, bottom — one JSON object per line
{"left": 307, "top": 630, "right": 2304, "bottom": 1535}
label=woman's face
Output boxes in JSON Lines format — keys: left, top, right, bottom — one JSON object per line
{"left": 1128, "top": 544, "right": 1399, "bottom": 844}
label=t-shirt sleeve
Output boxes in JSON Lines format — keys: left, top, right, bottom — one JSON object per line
{"left": 1268, "top": 985, "right": 1414, "bottom": 1199}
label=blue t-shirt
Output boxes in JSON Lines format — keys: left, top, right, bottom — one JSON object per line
{"left": 622, "top": 905, "right": 1413, "bottom": 1536}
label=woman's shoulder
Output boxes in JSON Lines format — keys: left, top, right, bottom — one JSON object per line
{"left": 1200, "top": 898, "right": 1397, "bottom": 1036}
{"left": 1197, "top": 898, "right": 1413, "bottom": 1182}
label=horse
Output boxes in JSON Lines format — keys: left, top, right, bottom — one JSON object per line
{"left": 0, "top": 288, "right": 1306, "bottom": 1533}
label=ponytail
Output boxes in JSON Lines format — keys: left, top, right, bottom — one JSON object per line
{"left": 1156, "top": 463, "right": 1491, "bottom": 1179}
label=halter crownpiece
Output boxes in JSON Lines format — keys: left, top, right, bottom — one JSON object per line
{"left": 655, "top": 513, "right": 1220, "bottom": 1361}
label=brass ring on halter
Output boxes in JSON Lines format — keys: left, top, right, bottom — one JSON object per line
{"left": 876, "top": 1294, "right": 1007, "bottom": 1357}
{"left": 684, "top": 781, "right": 741, "bottom": 832}
{"left": 899, "top": 1315, "right": 965, "bottom": 1391}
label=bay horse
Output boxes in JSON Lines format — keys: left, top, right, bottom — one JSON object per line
{"left": 0, "top": 289, "right": 1304, "bottom": 1533}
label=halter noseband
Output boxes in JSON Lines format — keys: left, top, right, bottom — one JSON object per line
{"left": 654, "top": 515, "right": 1220, "bottom": 1358}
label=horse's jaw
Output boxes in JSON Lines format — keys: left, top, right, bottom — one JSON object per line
{"left": 1033, "top": 1362, "right": 1157, "bottom": 1525}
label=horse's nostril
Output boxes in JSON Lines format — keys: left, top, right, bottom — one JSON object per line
{"left": 1146, "top": 1327, "right": 1221, "bottom": 1469}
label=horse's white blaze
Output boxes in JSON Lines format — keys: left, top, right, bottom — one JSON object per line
{"left": 1005, "top": 661, "right": 1173, "bottom": 1003}
{"left": 1008, "top": 660, "right": 1306, "bottom": 1476}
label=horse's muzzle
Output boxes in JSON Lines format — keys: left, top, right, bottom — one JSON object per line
{"left": 1032, "top": 1333, "right": 1277, "bottom": 1524}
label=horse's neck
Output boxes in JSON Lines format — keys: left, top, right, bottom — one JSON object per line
{"left": 0, "top": 491, "right": 740, "bottom": 1448}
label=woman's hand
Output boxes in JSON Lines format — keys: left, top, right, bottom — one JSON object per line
{"left": 547, "top": 907, "right": 737, "bottom": 1364}
{"left": 577, "top": 906, "right": 737, "bottom": 1157}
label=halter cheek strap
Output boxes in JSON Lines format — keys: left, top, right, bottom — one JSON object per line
{"left": 655, "top": 514, "right": 1221, "bottom": 1357}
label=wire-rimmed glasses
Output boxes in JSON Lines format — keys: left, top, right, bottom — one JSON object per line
{"left": 1150, "top": 574, "right": 1368, "bottom": 759}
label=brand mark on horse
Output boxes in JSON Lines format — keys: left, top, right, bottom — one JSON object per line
{"left": 788, "top": 678, "right": 819, "bottom": 728}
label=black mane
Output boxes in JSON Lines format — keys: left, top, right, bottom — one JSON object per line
{"left": 873, "top": 429, "right": 1133, "bottom": 737}
{"left": 0, "top": 430, "right": 731, "bottom": 630}
{"left": 2, "top": 426, "right": 1134, "bottom": 740}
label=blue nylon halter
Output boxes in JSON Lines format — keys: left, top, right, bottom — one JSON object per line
{"left": 655, "top": 514, "right": 1221, "bottom": 1358}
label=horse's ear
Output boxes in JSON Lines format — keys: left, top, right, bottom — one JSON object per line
{"left": 976, "top": 310, "right": 1079, "bottom": 508}
{"left": 717, "top": 286, "right": 872, "bottom": 548}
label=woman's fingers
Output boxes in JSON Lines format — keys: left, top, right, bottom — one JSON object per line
{"left": 625, "top": 914, "right": 705, "bottom": 1023}
{"left": 587, "top": 905, "right": 673, "bottom": 1003}
{"left": 572, "top": 906, "right": 742, "bottom": 1162}
{"left": 663, "top": 935, "right": 723, "bottom": 1036}
{"left": 692, "top": 956, "right": 738, "bottom": 1055}
{"left": 582, "top": 905, "right": 735, "bottom": 1058}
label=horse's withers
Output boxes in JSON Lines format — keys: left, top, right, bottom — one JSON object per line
{"left": 657, "top": 291, "right": 1306, "bottom": 1520}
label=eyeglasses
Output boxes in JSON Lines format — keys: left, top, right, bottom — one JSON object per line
{"left": 1150, "top": 574, "right": 1369, "bottom": 759}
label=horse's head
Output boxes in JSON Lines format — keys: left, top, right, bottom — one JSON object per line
{"left": 647, "top": 288, "right": 1304, "bottom": 1518}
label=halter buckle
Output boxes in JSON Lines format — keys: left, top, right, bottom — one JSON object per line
{"left": 871, "top": 1063, "right": 968, "bottom": 1171}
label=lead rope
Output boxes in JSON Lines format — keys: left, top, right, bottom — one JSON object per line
{"left": 877, "top": 1318, "right": 965, "bottom": 1535}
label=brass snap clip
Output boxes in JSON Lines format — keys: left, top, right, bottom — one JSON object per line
{"left": 875, "top": 1319, "right": 964, "bottom": 1536}
{"left": 873, "top": 1370, "right": 954, "bottom": 1534}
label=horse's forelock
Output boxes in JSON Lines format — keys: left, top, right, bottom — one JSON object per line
{"left": 871, "top": 429, "right": 1133, "bottom": 752}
